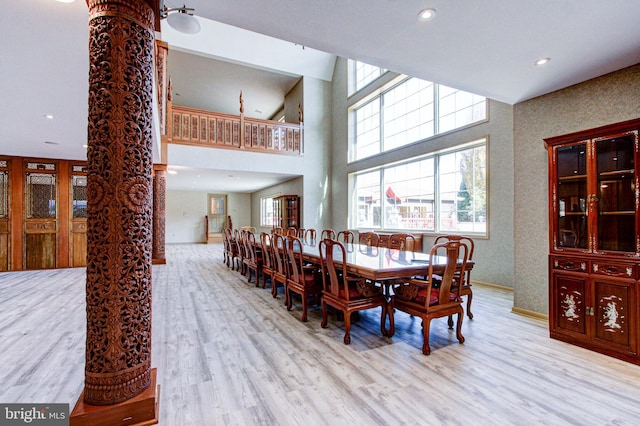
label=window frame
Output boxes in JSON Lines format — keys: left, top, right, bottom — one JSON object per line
{"left": 350, "top": 138, "right": 488, "bottom": 236}
{"left": 348, "top": 75, "right": 488, "bottom": 163}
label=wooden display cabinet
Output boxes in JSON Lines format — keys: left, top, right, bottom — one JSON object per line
{"left": 273, "top": 195, "right": 299, "bottom": 230}
{"left": 545, "top": 118, "right": 640, "bottom": 365}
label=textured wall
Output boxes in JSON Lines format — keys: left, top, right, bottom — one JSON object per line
{"left": 513, "top": 64, "right": 640, "bottom": 314}
{"left": 331, "top": 58, "right": 516, "bottom": 288}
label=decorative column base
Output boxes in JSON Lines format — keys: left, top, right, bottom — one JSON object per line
{"left": 70, "top": 368, "right": 160, "bottom": 426}
{"left": 152, "top": 258, "right": 166, "bottom": 265}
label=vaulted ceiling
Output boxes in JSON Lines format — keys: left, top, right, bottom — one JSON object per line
{"left": 2, "top": 0, "right": 639, "bottom": 192}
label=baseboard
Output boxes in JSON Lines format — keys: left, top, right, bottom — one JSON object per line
{"left": 511, "top": 306, "right": 549, "bottom": 321}
{"left": 471, "top": 280, "right": 513, "bottom": 292}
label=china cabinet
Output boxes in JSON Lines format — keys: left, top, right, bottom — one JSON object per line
{"left": 273, "top": 195, "right": 299, "bottom": 230}
{"left": 545, "top": 118, "right": 640, "bottom": 365}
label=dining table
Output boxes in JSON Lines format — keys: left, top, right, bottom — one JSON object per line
{"left": 300, "top": 241, "right": 474, "bottom": 282}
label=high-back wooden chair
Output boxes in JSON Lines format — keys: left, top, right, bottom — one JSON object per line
{"left": 318, "top": 239, "right": 390, "bottom": 344}
{"left": 223, "top": 228, "right": 240, "bottom": 270}
{"left": 435, "top": 235, "right": 475, "bottom": 320}
{"left": 271, "top": 233, "right": 288, "bottom": 300}
{"left": 392, "top": 240, "right": 469, "bottom": 355}
{"left": 388, "top": 233, "right": 417, "bottom": 252}
{"left": 236, "top": 229, "right": 248, "bottom": 276}
{"left": 321, "top": 229, "right": 336, "bottom": 240}
{"left": 304, "top": 228, "right": 317, "bottom": 244}
{"left": 260, "top": 232, "right": 274, "bottom": 289}
{"left": 358, "top": 231, "right": 380, "bottom": 247}
{"left": 243, "top": 232, "right": 263, "bottom": 286}
{"left": 272, "top": 227, "right": 283, "bottom": 236}
{"left": 286, "top": 227, "right": 298, "bottom": 237}
{"left": 285, "top": 235, "right": 322, "bottom": 322}
{"left": 337, "top": 230, "right": 355, "bottom": 244}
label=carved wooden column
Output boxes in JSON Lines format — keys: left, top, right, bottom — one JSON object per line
{"left": 152, "top": 164, "right": 166, "bottom": 264}
{"left": 71, "top": 0, "right": 159, "bottom": 424}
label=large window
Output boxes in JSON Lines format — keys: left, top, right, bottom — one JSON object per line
{"left": 349, "top": 76, "right": 487, "bottom": 162}
{"left": 348, "top": 60, "right": 386, "bottom": 95}
{"left": 260, "top": 195, "right": 276, "bottom": 227}
{"left": 352, "top": 139, "right": 487, "bottom": 235}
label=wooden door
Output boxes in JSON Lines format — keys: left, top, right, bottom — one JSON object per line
{"left": 24, "top": 160, "right": 58, "bottom": 270}
{"left": 0, "top": 159, "right": 9, "bottom": 271}
{"left": 592, "top": 276, "right": 637, "bottom": 354}
{"left": 70, "top": 164, "right": 87, "bottom": 267}
{"left": 551, "top": 272, "right": 588, "bottom": 338}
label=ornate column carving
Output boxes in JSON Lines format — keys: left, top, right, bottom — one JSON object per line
{"left": 83, "top": 0, "right": 155, "bottom": 406}
{"left": 152, "top": 164, "right": 166, "bottom": 264}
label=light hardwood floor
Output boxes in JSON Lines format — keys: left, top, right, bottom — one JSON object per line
{"left": 1, "top": 243, "right": 640, "bottom": 425}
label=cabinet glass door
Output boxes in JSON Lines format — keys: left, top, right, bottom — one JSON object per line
{"left": 556, "top": 143, "right": 588, "bottom": 249}
{"left": 596, "top": 134, "right": 635, "bottom": 253}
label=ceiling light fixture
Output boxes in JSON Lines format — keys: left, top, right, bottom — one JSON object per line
{"left": 417, "top": 8, "right": 436, "bottom": 22}
{"left": 44, "top": 114, "right": 54, "bottom": 119}
{"left": 168, "top": 169, "right": 178, "bottom": 175}
{"left": 161, "top": 3, "right": 201, "bottom": 34}
{"left": 535, "top": 57, "right": 551, "bottom": 66}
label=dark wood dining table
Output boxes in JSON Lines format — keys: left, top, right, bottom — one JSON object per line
{"left": 300, "top": 241, "right": 474, "bottom": 282}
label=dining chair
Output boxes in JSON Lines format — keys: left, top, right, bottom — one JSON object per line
{"left": 223, "top": 228, "right": 240, "bottom": 270}
{"left": 435, "top": 235, "right": 475, "bottom": 321}
{"left": 297, "top": 228, "right": 306, "bottom": 239}
{"left": 358, "top": 231, "right": 380, "bottom": 247}
{"left": 286, "top": 227, "right": 298, "bottom": 237}
{"left": 337, "top": 230, "right": 355, "bottom": 244}
{"left": 271, "top": 233, "right": 288, "bottom": 300}
{"left": 285, "top": 235, "right": 322, "bottom": 322}
{"left": 304, "top": 228, "right": 317, "bottom": 244}
{"left": 244, "top": 232, "right": 263, "bottom": 286}
{"left": 392, "top": 240, "right": 469, "bottom": 355}
{"left": 388, "top": 233, "right": 417, "bottom": 252}
{"left": 318, "top": 238, "right": 390, "bottom": 344}
{"left": 260, "top": 232, "right": 274, "bottom": 289}
{"left": 321, "top": 229, "right": 336, "bottom": 240}
{"left": 237, "top": 230, "right": 248, "bottom": 276}
{"left": 272, "top": 227, "right": 283, "bottom": 236}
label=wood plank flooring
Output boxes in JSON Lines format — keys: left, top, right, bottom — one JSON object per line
{"left": 1, "top": 243, "right": 640, "bottom": 425}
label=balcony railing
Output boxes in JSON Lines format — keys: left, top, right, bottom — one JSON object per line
{"left": 167, "top": 104, "right": 303, "bottom": 155}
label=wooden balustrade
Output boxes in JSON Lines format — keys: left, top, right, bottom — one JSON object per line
{"left": 166, "top": 102, "right": 303, "bottom": 156}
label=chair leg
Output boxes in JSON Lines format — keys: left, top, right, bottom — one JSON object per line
{"left": 320, "top": 300, "right": 329, "bottom": 328}
{"left": 466, "top": 292, "right": 474, "bottom": 319}
{"left": 456, "top": 310, "right": 465, "bottom": 344}
{"left": 272, "top": 280, "right": 278, "bottom": 298}
{"left": 421, "top": 318, "right": 432, "bottom": 355}
{"left": 447, "top": 315, "right": 454, "bottom": 329}
{"left": 343, "top": 311, "right": 352, "bottom": 345}
{"left": 301, "top": 294, "right": 308, "bottom": 322}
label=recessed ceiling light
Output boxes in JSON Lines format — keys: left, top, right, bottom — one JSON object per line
{"left": 417, "top": 8, "right": 436, "bottom": 22}
{"left": 44, "top": 114, "right": 54, "bottom": 119}
{"left": 535, "top": 57, "right": 551, "bottom": 66}
{"left": 168, "top": 169, "right": 178, "bottom": 175}
{"left": 82, "top": 144, "right": 88, "bottom": 148}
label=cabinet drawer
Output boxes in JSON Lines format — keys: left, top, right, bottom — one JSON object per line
{"left": 552, "top": 256, "right": 588, "bottom": 273}
{"left": 591, "top": 261, "right": 636, "bottom": 279}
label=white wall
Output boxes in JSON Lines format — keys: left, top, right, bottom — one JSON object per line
{"left": 166, "top": 190, "right": 251, "bottom": 243}
{"left": 166, "top": 190, "right": 208, "bottom": 243}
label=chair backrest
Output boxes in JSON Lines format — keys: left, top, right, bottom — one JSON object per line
{"left": 271, "top": 234, "right": 286, "bottom": 275}
{"left": 241, "top": 226, "right": 257, "bottom": 234}
{"left": 260, "top": 232, "right": 272, "bottom": 270}
{"left": 321, "top": 229, "right": 336, "bottom": 240}
{"left": 285, "top": 235, "right": 305, "bottom": 284}
{"left": 304, "top": 228, "right": 317, "bottom": 244}
{"left": 319, "top": 238, "right": 350, "bottom": 299}
{"left": 429, "top": 240, "right": 469, "bottom": 306}
{"left": 286, "top": 227, "right": 298, "bottom": 237}
{"left": 297, "top": 228, "right": 306, "bottom": 239}
{"left": 358, "top": 231, "right": 380, "bottom": 247}
{"left": 434, "top": 235, "right": 474, "bottom": 286}
{"left": 337, "top": 230, "right": 355, "bottom": 244}
{"left": 388, "top": 233, "right": 417, "bottom": 251}
{"left": 245, "top": 232, "right": 258, "bottom": 263}
{"left": 272, "top": 227, "right": 283, "bottom": 235}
